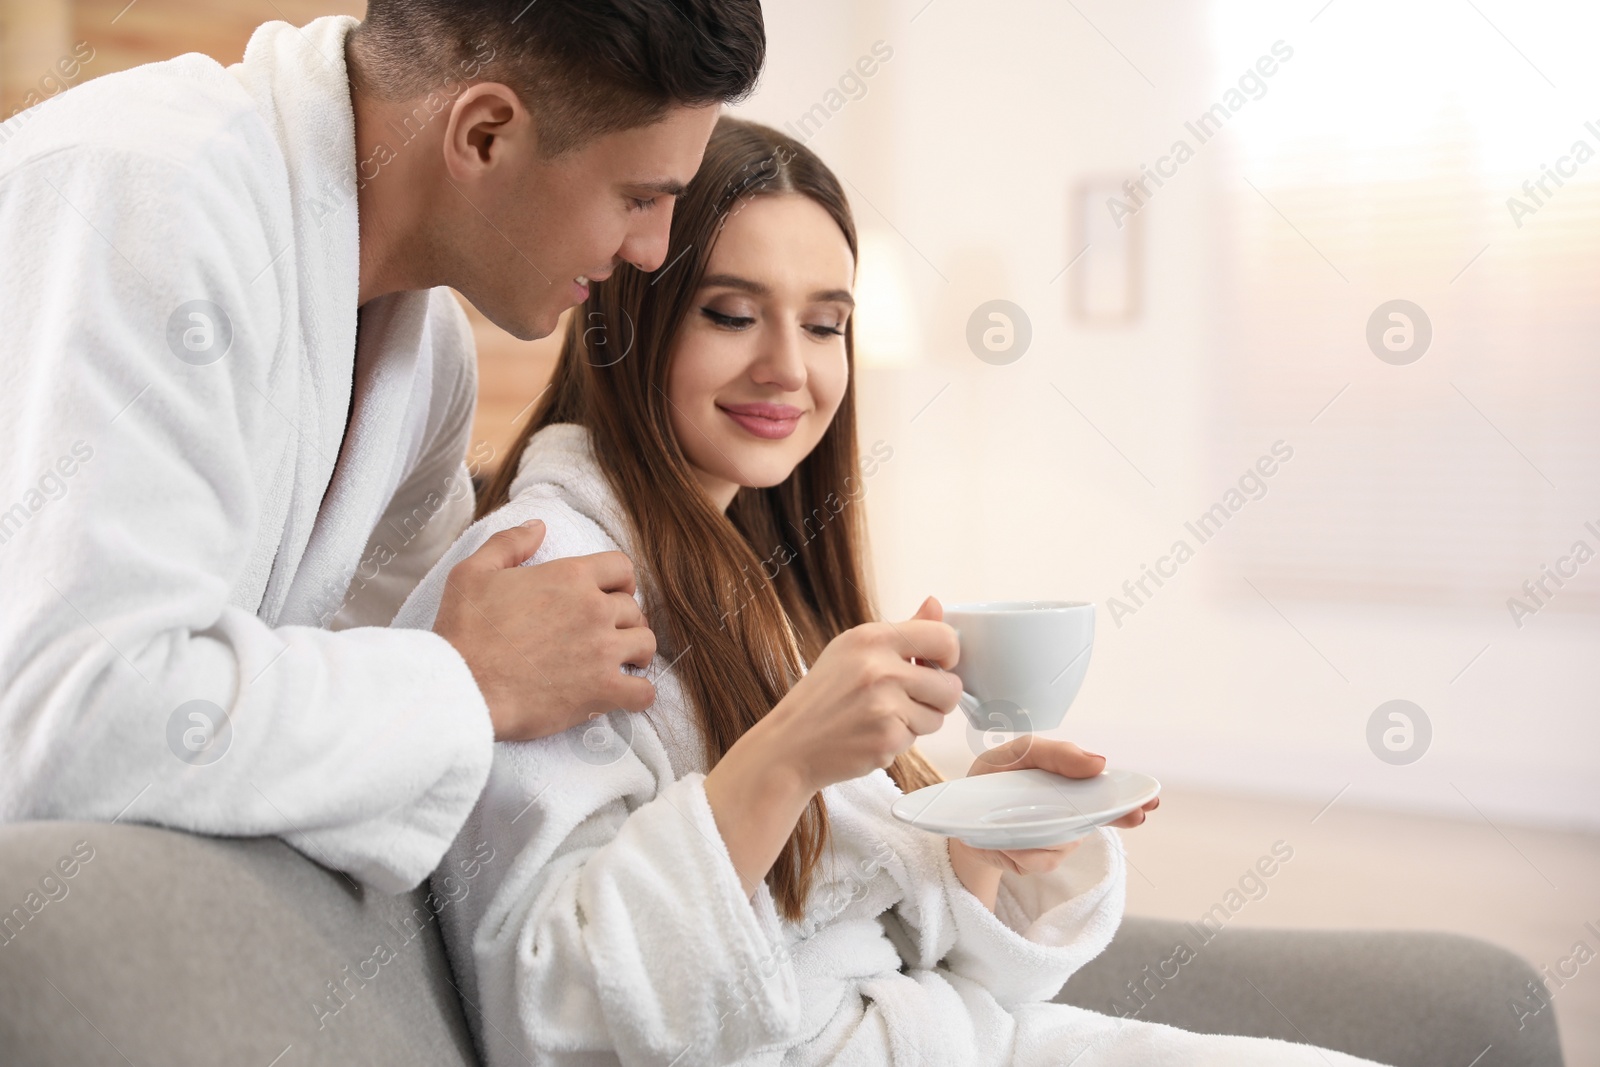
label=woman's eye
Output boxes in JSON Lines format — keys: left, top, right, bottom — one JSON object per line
{"left": 805, "top": 323, "right": 845, "bottom": 338}
{"left": 701, "top": 307, "right": 755, "bottom": 330}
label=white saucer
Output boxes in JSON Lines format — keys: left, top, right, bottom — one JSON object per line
{"left": 891, "top": 767, "right": 1161, "bottom": 850}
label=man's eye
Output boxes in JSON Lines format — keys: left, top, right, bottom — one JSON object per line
{"left": 630, "top": 196, "right": 657, "bottom": 211}
{"left": 701, "top": 307, "right": 755, "bottom": 330}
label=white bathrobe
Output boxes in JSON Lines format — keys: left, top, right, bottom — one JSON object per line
{"left": 392, "top": 424, "right": 1391, "bottom": 1067}
{"left": 0, "top": 16, "right": 493, "bottom": 893}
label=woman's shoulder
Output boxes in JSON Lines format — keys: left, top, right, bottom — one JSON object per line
{"left": 389, "top": 484, "right": 618, "bottom": 630}
{"left": 481, "top": 483, "right": 619, "bottom": 564}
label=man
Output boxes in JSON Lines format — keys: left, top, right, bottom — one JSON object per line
{"left": 0, "top": 0, "right": 764, "bottom": 893}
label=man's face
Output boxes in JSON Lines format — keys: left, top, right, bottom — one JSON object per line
{"left": 453, "top": 103, "right": 720, "bottom": 340}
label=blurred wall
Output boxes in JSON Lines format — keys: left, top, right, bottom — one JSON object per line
{"left": 732, "top": 0, "right": 1600, "bottom": 829}
{"left": 6, "top": 0, "right": 1594, "bottom": 828}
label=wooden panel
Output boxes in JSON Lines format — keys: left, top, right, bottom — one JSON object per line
{"left": 457, "top": 298, "right": 566, "bottom": 479}
{"left": 0, "top": 0, "right": 71, "bottom": 117}
{"left": 71, "top": 0, "right": 364, "bottom": 80}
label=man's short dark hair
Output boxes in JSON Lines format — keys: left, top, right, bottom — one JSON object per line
{"left": 351, "top": 0, "right": 766, "bottom": 157}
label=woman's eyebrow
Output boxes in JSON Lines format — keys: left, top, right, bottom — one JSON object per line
{"left": 700, "top": 273, "right": 855, "bottom": 309}
{"left": 700, "top": 273, "right": 770, "bottom": 297}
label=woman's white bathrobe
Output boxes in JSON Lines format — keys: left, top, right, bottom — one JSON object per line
{"left": 0, "top": 16, "right": 493, "bottom": 892}
{"left": 393, "top": 424, "right": 1390, "bottom": 1067}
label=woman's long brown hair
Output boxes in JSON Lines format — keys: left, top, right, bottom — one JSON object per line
{"left": 478, "top": 116, "right": 941, "bottom": 921}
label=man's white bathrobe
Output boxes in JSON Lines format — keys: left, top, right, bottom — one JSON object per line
{"left": 392, "top": 424, "right": 1391, "bottom": 1067}
{"left": 0, "top": 16, "right": 493, "bottom": 892}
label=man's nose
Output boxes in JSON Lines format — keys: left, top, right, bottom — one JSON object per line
{"left": 619, "top": 204, "right": 675, "bottom": 274}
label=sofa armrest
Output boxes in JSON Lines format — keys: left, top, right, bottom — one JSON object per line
{"left": 0, "top": 821, "right": 480, "bottom": 1067}
{"left": 1058, "top": 915, "right": 1564, "bottom": 1067}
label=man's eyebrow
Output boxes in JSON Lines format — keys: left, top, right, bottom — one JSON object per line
{"left": 632, "top": 178, "right": 688, "bottom": 197}
{"left": 700, "top": 273, "right": 855, "bottom": 308}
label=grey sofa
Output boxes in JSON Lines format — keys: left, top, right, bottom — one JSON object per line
{"left": 0, "top": 821, "right": 1564, "bottom": 1066}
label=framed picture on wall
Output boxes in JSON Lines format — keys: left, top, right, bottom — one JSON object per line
{"left": 1069, "top": 176, "right": 1143, "bottom": 324}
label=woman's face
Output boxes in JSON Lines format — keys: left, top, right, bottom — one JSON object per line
{"left": 664, "top": 192, "right": 855, "bottom": 511}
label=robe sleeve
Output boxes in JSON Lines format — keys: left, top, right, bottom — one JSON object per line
{"left": 407, "top": 502, "right": 802, "bottom": 1067}
{"left": 0, "top": 143, "right": 492, "bottom": 894}
{"left": 890, "top": 823, "right": 1127, "bottom": 1009}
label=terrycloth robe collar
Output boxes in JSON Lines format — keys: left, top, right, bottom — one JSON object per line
{"left": 506, "top": 423, "right": 642, "bottom": 561}
{"left": 226, "top": 16, "right": 444, "bottom": 626}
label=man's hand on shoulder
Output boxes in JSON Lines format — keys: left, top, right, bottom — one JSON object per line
{"left": 432, "top": 520, "right": 658, "bottom": 741}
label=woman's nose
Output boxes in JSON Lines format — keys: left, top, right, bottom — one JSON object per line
{"left": 751, "top": 325, "right": 807, "bottom": 391}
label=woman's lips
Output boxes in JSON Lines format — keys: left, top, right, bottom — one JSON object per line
{"left": 718, "top": 402, "right": 803, "bottom": 440}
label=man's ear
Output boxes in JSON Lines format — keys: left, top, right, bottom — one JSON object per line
{"left": 443, "top": 82, "right": 532, "bottom": 182}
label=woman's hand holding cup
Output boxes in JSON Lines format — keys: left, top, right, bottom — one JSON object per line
{"left": 749, "top": 595, "right": 961, "bottom": 794}
{"left": 703, "top": 596, "right": 961, "bottom": 898}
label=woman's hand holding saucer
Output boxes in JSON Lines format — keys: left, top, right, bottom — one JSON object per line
{"left": 947, "top": 737, "right": 1159, "bottom": 910}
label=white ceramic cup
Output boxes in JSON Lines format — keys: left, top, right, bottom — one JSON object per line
{"left": 944, "top": 601, "right": 1096, "bottom": 732}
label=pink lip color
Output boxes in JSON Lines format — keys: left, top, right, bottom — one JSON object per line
{"left": 719, "top": 402, "right": 803, "bottom": 440}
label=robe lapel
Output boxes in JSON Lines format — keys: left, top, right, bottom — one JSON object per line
{"left": 278, "top": 289, "right": 434, "bottom": 627}
{"left": 227, "top": 15, "right": 363, "bottom": 625}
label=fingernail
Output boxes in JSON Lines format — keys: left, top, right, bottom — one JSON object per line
{"left": 1083, "top": 751, "right": 1105, "bottom": 760}
{"left": 522, "top": 519, "right": 545, "bottom": 528}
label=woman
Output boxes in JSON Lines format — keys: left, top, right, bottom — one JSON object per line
{"left": 392, "top": 117, "right": 1388, "bottom": 1067}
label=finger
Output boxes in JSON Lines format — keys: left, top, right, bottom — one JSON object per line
{"left": 457, "top": 520, "right": 547, "bottom": 574}
{"left": 614, "top": 627, "right": 658, "bottom": 671}
{"left": 899, "top": 661, "right": 962, "bottom": 713}
{"left": 906, "top": 598, "right": 952, "bottom": 672}
{"left": 997, "top": 852, "right": 1028, "bottom": 877}
{"left": 884, "top": 619, "right": 959, "bottom": 669}
{"left": 1105, "top": 797, "right": 1161, "bottom": 828}
{"left": 607, "top": 589, "right": 647, "bottom": 630}
{"left": 602, "top": 672, "right": 657, "bottom": 714}
{"left": 970, "top": 734, "right": 1037, "bottom": 773}
{"left": 998, "top": 738, "right": 1106, "bottom": 780}
{"left": 576, "top": 550, "right": 639, "bottom": 596}
{"left": 1003, "top": 844, "right": 1080, "bottom": 873}
{"left": 903, "top": 702, "right": 948, "bottom": 737}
